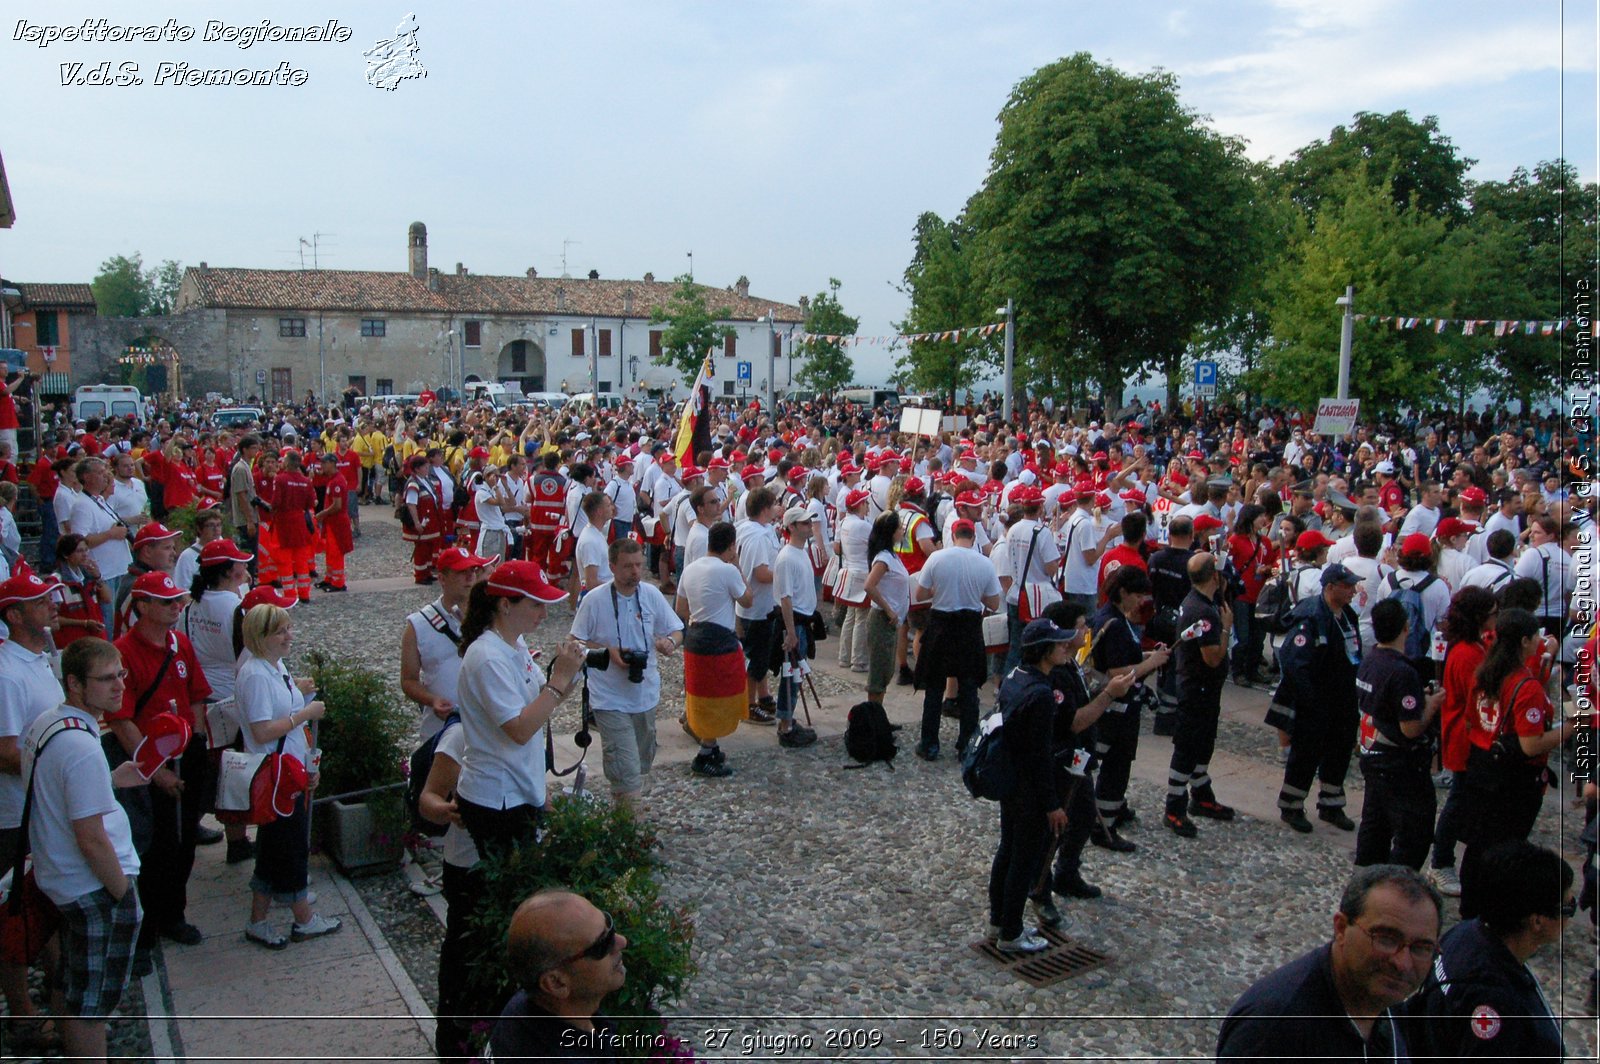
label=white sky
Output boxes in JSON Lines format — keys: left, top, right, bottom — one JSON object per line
{"left": 1, "top": 0, "right": 1594, "bottom": 386}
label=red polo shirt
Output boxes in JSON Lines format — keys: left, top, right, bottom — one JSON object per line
{"left": 337, "top": 448, "right": 362, "bottom": 492}
{"left": 111, "top": 625, "right": 212, "bottom": 732}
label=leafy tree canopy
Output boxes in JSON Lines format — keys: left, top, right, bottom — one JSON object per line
{"left": 1276, "top": 110, "right": 1473, "bottom": 222}
{"left": 648, "top": 274, "right": 735, "bottom": 380}
{"left": 794, "top": 278, "right": 858, "bottom": 394}
{"left": 895, "top": 212, "right": 998, "bottom": 406}
{"left": 91, "top": 252, "right": 184, "bottom": 317}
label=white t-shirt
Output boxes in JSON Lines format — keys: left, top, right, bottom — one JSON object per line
{"left": 774, "top": 543, "right": 818, "bottom": 618}
{"left": 456, "top": 630, "right": 548, "bottom": 810}
{"left": 110, "top": 477, "right": 149, "bottom": 524}
{"left": 475, "top": 484, "right": 509, "bottom": 534}
{"left": 679, "top": 556, "right": 746, "bottom": 631}
{"left": 1341, "top": 555, "right": 1394, "bottom": 652}
{"left": 606, "top": 477, "right": 637, "bottom": 524}
{"left": 1058, "top": 509, "right": 1100, "bottom": 595}
{"left": 917, "top": 544, "right": 1002, "bottom": 612}
{"left": 22, "top": 705, "right": 139, "bottom": 906}
{"left": 838, "top": 513, "right": 871, "bottom": 572}
{"left": 181, "top": 588, "right": 242, "bottom": 700}
{"left": 0, "top": 639, "right": 67, "bottom": 829}
{"left": 735, "top": 520, "right": 780, "bottom": 621}
{"left": 869, "top": 549, "right": 910, "bottom": 622}
{"left": 1009, "top": 517, "right": 1063, "bottom": 602}
{"left": 1380, "top": 568, "right": 1452, "bottom": 637}
{"left": 430, "top": 722, "right": 481, "bottom": 870}
{"left": 54, "top": 485, "right": 82, "bottom": 535}
{"left": 1458, "top": 558, "right": 1517, "bottom": 591}
{"left": 238, "top": 655, "right": 312, "bottom": 766}
{"left": 172, "top": 542, "right": 204, "bottom": 593}
{"left": 1437, "top": 546, "right": 1473, "bottom": 591}
{"left": 570, "top": 581, "right": 682, "bottom": 714}
{"left": 1397, "top": 504, "right": 1440, "bottom": 539}
{"left": 576, "top": 525, "right": 611, "bottom": 588}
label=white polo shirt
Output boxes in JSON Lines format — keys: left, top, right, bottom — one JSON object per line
{"left": 181, "top": 588, "right": 242, "bottom": 700}
{"left": 679, "top": 556, "right": 746, "bottom": 631}
{"left": 570, "top": 581, "right": 682, "bottom": 714}
{"left": 238, "top": 656, "right": 311, "bottom": 765}
{"left": 684, "top": 521, "right": 710, "bottom": 568}
{"left": 0, "top": 639, "right": 67, "bottom": 829}
{"left": 456, "top": 630, "right": 548, "bottom": 810}
{"left": 1009, "top": 516, "right": 1063, "bottom": 603}
{"left": 71, "top": 493, "right": 132, "bottom": 581}
{"left": 22, "top": 705, "right": 138, "bottom": 906}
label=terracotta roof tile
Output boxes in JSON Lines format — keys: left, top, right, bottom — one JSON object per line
{"left": 14, "top": 282, "right": 96, "bottom": 309}
{"left": 181, "top": 267, "right": 805, "bottom": 323}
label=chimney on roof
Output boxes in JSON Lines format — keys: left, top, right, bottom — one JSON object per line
{"left": 643, "top": 272, "right": 654, "bottom": 283}
{"left": 555, "top": 285, "right": 566, "bottom": 312}
{"left": 587, "top": 269, "right": 599, "bottom": 280}
{"left": 799, "top": 295, "right": 810, "bottom": 309}
{"left": 526, "top": 267, "right": 537, "bottom": 278}
{"left": 428, "top": 266, "right": 441, "bottom": 292}
{"left": 735, "top": 275, "right": 750, "bottom": 298}
{"left": 198, "top": 262, "right": 207, "bottom": 271}
{"left": 623, "top": 288, "right": 634, "bottom": 314}
{"left": 408, "top": 221, "right": 428, "bottom": 279}
{"left": 456, "top": 262, "right": 467, "bottom": 276}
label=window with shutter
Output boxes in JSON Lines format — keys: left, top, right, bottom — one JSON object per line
{"left": 599, "top": 329, "right": 612, "bottom": 357}
{"left": 572, "top": 328, "right": 585, "bottom": 357}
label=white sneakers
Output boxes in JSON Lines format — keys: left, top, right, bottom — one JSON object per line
{"left": 291, "top": 913, "right": 343, "bottom": 942}
{"left": 995, "top": 927, "right": 1051, "bottom": 954}
{"left": 1430, "top": 866, "right": 1462, "bottom": 897}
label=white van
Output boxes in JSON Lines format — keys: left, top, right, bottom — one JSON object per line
{"left": 566, "top": 392, "right": 624, "bottom": 414}
{"left": 837, "top": 387, "right": 901, "bottom": 410}
{"left": 72, "top": 385, "right": 143, "bottom": 424}
{"left": 464, "top": 380, "right": 525, "bottom": 410}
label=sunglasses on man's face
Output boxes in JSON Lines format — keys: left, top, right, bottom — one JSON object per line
{"left": 560, "top": 911, "right": 616, "bottom": 965}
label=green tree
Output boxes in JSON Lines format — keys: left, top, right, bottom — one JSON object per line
{"left": 895, "top": 212, "right": 997, "bottom": 406}
{"left": 794, "top": 278, "right": 858, "bottom": 394}
{"left": 1260, "top": 168, "right": 1466, "bottom": 412}
{"left": 91, "top": 252, "right": 185, "bottom": 317}
{"left": 92, "top": 253, "right": 148, "bottom": 317}
{"left": 1465, "top": 160, "right": 1599, "bottom": 411}
{"left": 648, "top": 274, "right": 735, "bottom": 380}
{"left": 960, "top": 52, "right": 1258, "bottom": 410}
{"left": 1276, "top": 110, "right": 1473, "bottom": 223}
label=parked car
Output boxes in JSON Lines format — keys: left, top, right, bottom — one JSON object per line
{"left": 212, "top": 406, "right": 266, "bottom": 428}
{"left": 518, "top": 391, "right": 568, "bottom": 410}
{"left": 566, "top": 392, "right": 624, "bottom": 414}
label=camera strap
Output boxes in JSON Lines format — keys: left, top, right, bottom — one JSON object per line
{"left": 610, "top": 583, "right": 645, "bottom": 655}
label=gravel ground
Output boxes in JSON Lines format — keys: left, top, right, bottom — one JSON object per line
{"left": 0, "top": 966, "right": 154, "bottom": 1063}
{"left": 281, "top": 511, "right": 1598, "bottom": 1059}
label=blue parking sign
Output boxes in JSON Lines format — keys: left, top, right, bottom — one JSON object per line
{"left": 737, "top": 361, "right": 752, "bottom": 384}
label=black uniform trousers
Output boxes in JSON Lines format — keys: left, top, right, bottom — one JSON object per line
{"left": 988, "top": 796, "right": 1053, "bottom": 940}
{"left": 1355, "top": 755, "right": 1436, "bottom": 869}
{"left": 1457, "top": 759, "right": 1545, "bottom": 920}
{"left": 1092, "top": 700, "right": 1140, "bottom": 817}
{"left": 1050, "top": 768, "right": 1097, "bottom": 884}
{"left": 437, "top": 861, "right": 489, "bottom": 1062}
{"left": 1278, "top": 699, "right": 1358, "bottom": 813}
{"left": 1167, "top": 675, "right": 1224, "bottom": 814}
{"left": 139, "top": 734, "right": 212, "bottom": 941}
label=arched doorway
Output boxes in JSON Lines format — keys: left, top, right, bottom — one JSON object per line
{"left": 497, "top": 340, "right": 545, "bottom": 393}
{"left": 117, "top": 334, "right": 183, "bottom": 400}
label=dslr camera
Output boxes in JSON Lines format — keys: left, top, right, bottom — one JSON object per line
{"left": 584, "top": 646, "right": 649, "bottom": 684}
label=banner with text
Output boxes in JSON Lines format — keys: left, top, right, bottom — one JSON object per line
{"left": 1313, "top": 398, "right": 1362, "bottom": 437}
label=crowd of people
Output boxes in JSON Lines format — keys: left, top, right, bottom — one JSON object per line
{"left": 0, "top": 382, "right": 1593, "bottom": 1059}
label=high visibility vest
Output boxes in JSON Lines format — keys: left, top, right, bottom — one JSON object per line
{"left": 893, "top": 504, "right": 932, "bottom": 575}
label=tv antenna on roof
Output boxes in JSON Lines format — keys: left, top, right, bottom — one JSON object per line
{"left": 298, "top": 232, "right": 333, "bottom": 270}
{"left": 560, "top": 238, "right": 580, "bottom": 279}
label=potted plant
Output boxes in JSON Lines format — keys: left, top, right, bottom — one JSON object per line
{"left": 306, "top": 649, "right": 412, "bottom": 873}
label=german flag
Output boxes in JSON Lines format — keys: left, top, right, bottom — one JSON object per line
{"left": 673, "top": 353, "right": 714, "bottom": 467}
{"left": 683, "top": 621, "right": 747, "bottom": 740}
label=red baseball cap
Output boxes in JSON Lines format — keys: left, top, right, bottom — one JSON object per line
{"left": 1295, "top": 529, "right": 1335, "bottom": 553}
{"left": 767, "top": 448, "right": 785, "bottom": 463}
{"left": 955, "top": 490, "right": 984, "bottom": 507}
{"left": 845, "top": 487, "right": 872, "bottom": 509}
{"left": 1011, "top": 485, "right": 1043, "bottom": 505}
{"left": 1193, "top": 514, "right": 1226, "bottom": 533}
{"left": 436, "top": 547, "right": 493, "bottom": 572}
{"left": 680, "top": 465, "right": 705, "bottom": 481}
{"left": 133, "top": 711, "right": 193, "bottom": 779}
{"left": 1120, "top": 488, "right": 1146, "bottom": 505}
{"left": 1459, "top": 486, "right": 1487, "bottom": 505}
{"left": 706, "top": 457, "right": 729, "bottom": 470}
{"left": 242, "top": 586, "right": 299, "bottom": 611}
{"left": 131, "top": 571, "right": 187, "bottom": 601}
{"left": 468, "top": 447, "right": 490, "bottom": 460}
{"left": 1434, "top": 516, "right": 1477, "bottom": 540}
{"left": 199, "top": 539, "right": 253, "bottom": 566}
{"left": 1401, "top": 532, "right": 1434, "bottom": 557}
{"left": 951, "top": 518, "right": 976, "bottom": 537}
{"left": 133, "top": 522, "right": 182, "bottom": 549}
{"left": 485, "top": 560, "right": 566, "bottom": 603}
{"left": 0, "top": 572, "right": 61, "bottom": 612}
{"left": 741, "top": 464, "right": 764, "bottom": 481}
{"left": 904, "top": 476, "right": 925, "bottom": 494}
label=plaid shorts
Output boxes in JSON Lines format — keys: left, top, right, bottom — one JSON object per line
{"left": 57, "top": 882, "right": 142, "bottom": 1019}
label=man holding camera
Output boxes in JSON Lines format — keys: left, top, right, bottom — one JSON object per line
{"left": 570, "top": 538, "right": 683, "bottom": 807}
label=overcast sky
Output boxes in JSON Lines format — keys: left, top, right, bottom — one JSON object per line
{"left": 1, "top": 0, "right": 1594, "bottom": 386}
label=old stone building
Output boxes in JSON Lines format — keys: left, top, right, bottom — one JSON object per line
{"left": 156, "top": 221, "right": 808, "bottom": 403}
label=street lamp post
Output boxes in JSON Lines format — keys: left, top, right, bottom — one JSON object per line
{"left": 1335, "top": 286, "right": 1355, "bottom": 401}
{"left": 998, "top": 299, "right": 1016, "bottom": 422}
{"left": 762, "top": 312, "right": 776, "bottom": 413}
{"left": 588, "top": 319, "right": 599, "bottom": 397}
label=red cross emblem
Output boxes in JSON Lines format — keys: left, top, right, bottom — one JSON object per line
{"left": 1469, "top": 1004, "right": 1501, "bottom": 1040}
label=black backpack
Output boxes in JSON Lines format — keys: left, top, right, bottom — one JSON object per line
{"left": 406, "top": 712, "right": 460, "bottom": 837}
{"left": 1259, "top": 565, "right": 1312, "bottom": 635}
{"left": 844, "top": 701, "right": 897, "bottom": 766}
{"left": 961, "top": 709, "right": 1017, "bottom": 801}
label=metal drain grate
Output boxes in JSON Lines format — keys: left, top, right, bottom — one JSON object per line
{"left": 970, "top": 927, "right": 1113, "bottom": 987}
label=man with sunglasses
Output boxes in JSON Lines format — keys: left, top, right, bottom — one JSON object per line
{"left": 1218, "top": 864, "right": 1442, "bottom": 1061}
{"left": 489, "top": 889, "right": 627, "bottom": 1062}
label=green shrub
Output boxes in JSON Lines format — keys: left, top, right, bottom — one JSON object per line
{"left": 305, "top": 650, "right": 412, "bottom": 836}
{"left": 464, "top": 795, "right": 696, "bottom": 1058}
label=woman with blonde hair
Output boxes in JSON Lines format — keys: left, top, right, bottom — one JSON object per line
{"left": 237, "top": 603, "right": 337, "bottom": 949}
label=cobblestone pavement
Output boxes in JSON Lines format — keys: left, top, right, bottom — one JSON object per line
{"left": 326, "top": 507, "right": 1598, "bottom": 1060}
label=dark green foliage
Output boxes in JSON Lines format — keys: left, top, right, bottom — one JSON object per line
{"left": 648, "top": 274, "right": 736, "bottom": 381}
{"left": 795, "top": 278, "right": 857, "bottom": 394}
{"left": 463, "top": 795, "right": 696, "bottom": 1056}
